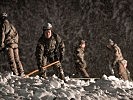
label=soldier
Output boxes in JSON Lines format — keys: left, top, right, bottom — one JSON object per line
{"left": 73, "top": 40, "right": 89, "bottom": 78}
{"left": 35, "top": 23, "right": 66, "bottom": 82}
{"left": 0, "top": 12, "right": 24, "bottom": 76}
{"left": 107, "top": 39, "right": 131, "bottom": 81}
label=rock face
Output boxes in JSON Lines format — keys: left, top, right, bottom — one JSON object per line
{"left": 0, "top": 0, "right": 133, "bottom": 78}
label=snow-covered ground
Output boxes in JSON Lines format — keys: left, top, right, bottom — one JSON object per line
{"left": 0, "top": 72, "right": 133, "bottom": 100}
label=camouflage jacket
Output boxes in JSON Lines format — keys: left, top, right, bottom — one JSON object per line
{"left": 112, "top": 44, "right": 124, "bottom": 66}
{"left": 35, "top": 33, "right": 65, "bottom": 66}
{"left": 0, "top": 19, "right": 18, "bottom": 48}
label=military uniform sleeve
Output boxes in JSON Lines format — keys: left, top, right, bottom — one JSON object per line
{"left": 10, "top": 24, "right": 19, "bottom": 44}
{"left": 59, "top": 40, "right": 65, "bottom": 57}
{"left": 0, "top": 24, "right": 5, "bottom": 48}
{"left": 35, "top": 41, "right": 44, "bottom": 67}
{"left": 113, "top": 44, "right": 121, "bottom": 54}
{"left": 113, "top": 44, "right": 124, "bottom": 61}
{"left": 57, "top": 35, "right": 65, "bottom": 61}
{"left": 14, "top": 33, "right": 19, "bottom": 44}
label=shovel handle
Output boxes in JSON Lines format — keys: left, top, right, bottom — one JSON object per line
{"left": 24, "top": 61, "right": 60, "bottom": 78}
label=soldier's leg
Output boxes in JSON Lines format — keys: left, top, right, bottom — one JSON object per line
{"left": 53, "top": 62, "right": 65, "bottom": 81}
{"left": 74, "top": 64, "right": 82, "bottom": 78}
{"left": 75, "top": 63, "right": 89, "bottom": 78}
{"left": 126, "top": 69, "right": 132, "bottom": 81}
{"left": 7, "top": 48, "right": 18, "bottom": 75}
{"left": 119, "top": 67, "right": 130, "bottom": 81}
{"left": 113, "top": 63, "right": 120, "bottom": 78}
{"left": 79, "top": 67, "right": 89, "bottom": 78}
{"left": 120, "top": 71, "right": 129, "bottom": 81}
{"left": 119, "top": 63, "right": 129, "bottom": 81}
{"left": 14, "top": 48, "right": 24, "bottom": 76}
{"left": 38, "top": 56, "right": 47, "bottom": 78}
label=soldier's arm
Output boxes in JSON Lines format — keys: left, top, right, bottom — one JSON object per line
{"left": 113, "top": 60, "right": 117, "bottom": 67}
{"left": 57, "top": 35, "right": 65, "bottom": 61}
{"left": 0, "top": 24, "right": 5, "bottom": 48}
{"left": 114, "top": 44, "right": 124, "bottom": 60}
{"left": 11, "top": 24, "right": 19, "bottom": 44}
{"left": 59, "top": 40, "right": 65, "bottom": 57}
{"left": 35, "top": 42, "right": 44, "bottom": 67}
{"left": 113, "top": 44, "right": 122, "bottom": 55}
{"left": 14, "top": 33, "right": 19, "bottom": 44}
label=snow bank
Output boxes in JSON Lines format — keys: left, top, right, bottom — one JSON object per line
{"left": 0, "top": 72, "right": 133, "bottom": 100}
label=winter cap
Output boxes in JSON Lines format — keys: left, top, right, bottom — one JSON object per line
{"left": 109, "top": 39, "right": 114, "bottom": 45}
{"left": 79, "top": 40, "right": 85, "bottom": 44}
{"left": 43, "top": 23, "right": 52, "bottom": 30}
{"left": 1, "top": 12, "right": 8, "bottom": 18}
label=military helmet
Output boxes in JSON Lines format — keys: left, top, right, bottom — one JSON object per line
{"left": 79, "top": 40, "right": 85, "bottom": 45}
{"left": 43, "top": 23, "right": 52, "bottom": 30}
{"left": 109, "top": 39, "right": 114, "bottom": 46}
{"left": 1, "top": 12, "right": 8, "bottom": 18}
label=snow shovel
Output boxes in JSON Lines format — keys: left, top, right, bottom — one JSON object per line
{"left": 24, "top": 60, "right": 60, "bottom": 78}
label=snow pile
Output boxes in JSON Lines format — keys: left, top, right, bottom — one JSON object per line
{"left": 0, "top": 72, "right": 133, "bottom": 100}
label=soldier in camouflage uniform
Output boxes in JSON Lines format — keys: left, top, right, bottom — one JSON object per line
{"left": 73, "top": 40, "right": 89, "bottom": 78}
{"left": 107, "top": 39, "right": 131, "bottom": 81}
{"left": 35, "top": 23, "right": 66, "bottom": 81}
{"left": 0, "top": 13, "right": 24, "bottom": 76}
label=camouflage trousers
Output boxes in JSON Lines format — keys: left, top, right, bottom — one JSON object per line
{"left": 38, "top": 56, "right": 65, "bottom": 81}
{"left": 6, "top": 44, "right": 24, "bottom": 76}
{"left": 118, "top": 60, "right": 131, "bottom": 81}
{"left": 75, "top": 63, "right": 89, "bottom": 78}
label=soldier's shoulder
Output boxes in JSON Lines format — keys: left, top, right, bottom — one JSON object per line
{"left": 53, "top": 33, "right": 62, "bottom": 42}
{"left": 53, "top": 33, "right": 60, "bottom": 38}
{"left": 3, "top": 19, "right": 10, "bottom": 25}
{"left": 75, "top": 47, "right": 81, "bottom": 52}
{"left": 10, "top": 24, "right": 16, "bottom": 31}
{"left": 38, "top": 36, "right": 44, "bottom": 43}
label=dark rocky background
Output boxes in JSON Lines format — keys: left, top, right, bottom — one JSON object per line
{"left": 0, "top": 0, "right": 133, "bottom": 78}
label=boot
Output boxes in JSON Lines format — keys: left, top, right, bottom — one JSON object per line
{"left": 19, "top": 72, "right": 25, "bottom": 77}
{"left": 80, "top": 68, "right": 90, "bottom": 78}
{"left": 58, "top": 67, "right": 67, "bottom": 83}
{"left": 39, "top": 67, "right": 47, "bottom": 79}
{"left": 40, "top": 72, "right": 47, "bottom": 79}
{"left": 9, "top": 62, "right": 19, "bottom": 76}
{"left": 17, "top": 66, "right": 25, "bottom": 77}
{"left": 12, "top": 68, "right": 19, "bottom": 76}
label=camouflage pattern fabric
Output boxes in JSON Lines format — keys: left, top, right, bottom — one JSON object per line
{"left": 74, "top": 46, "right": 89, "bottom": 78}
{"left": 35, "top": 33, "right": 65, "bottom": 80}
{"left": 0, "top": 19, "right": 24, "bottom": 76}
{"left": 110, "top": 43, "right": 131, "bottom": 81}
{"left": 118, "top": 59, "right": 131, "bottom": 81}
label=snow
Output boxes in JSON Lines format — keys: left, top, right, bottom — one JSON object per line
{"left": 0, "top": 72, "right": 133, "bottom": 100}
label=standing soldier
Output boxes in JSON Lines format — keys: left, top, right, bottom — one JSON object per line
{"left": 0, "top": 12, "right": 24, "bottom": 76}
{"left": 107, "top": 39, "right": 131, "bottom": 81}
{"left": 73, "top": 40, "right": 89, "bottom": 78}
{"left": 35, "top": 23, "right": 66, "bottom": 82}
